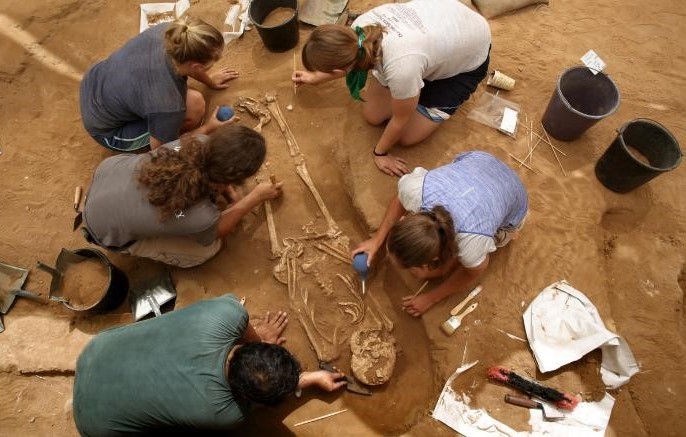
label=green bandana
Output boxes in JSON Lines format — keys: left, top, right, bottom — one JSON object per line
{"left": 346, "top": 26, "right": 368, "bottom": 101}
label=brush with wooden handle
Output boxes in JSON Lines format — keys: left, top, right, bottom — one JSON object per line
{"left": 449, "top": 285, "right": 482, "bottom": 316}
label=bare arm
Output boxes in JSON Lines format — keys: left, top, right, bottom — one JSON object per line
{"left": 298, "top": 370, "right": 347, "bottom": 392}
{"left": 292, "top": 69, "right": 347, "bottom": 87}
{"left": 401, "top": 256, "right": 489, "bottom": 317}
{"left": 216, "top": 182, "right": 283, "bottom": 239}
{"left": 373, "top": 96, "right": 418, "bottom": 155}
{"left": 371, "top": 96, "right": 418, "bottom": 176}
{"left": 352, "top": 195, "right": 406, "bottom": 264}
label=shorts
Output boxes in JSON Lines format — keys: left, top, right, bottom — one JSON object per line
{"left": 122, "top": 236, "right": 222, "bottom": 268}
{"left": 494, "top": 214, "right": 527, "bottom": 248}
{"left": 92, "top": 119, "right": 151, "bottom": 152}
{"left": 416, "top": 53, "right": 490, "bottom": 122}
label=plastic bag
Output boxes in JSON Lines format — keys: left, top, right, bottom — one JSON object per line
{"left": 467, "top": 92, "right": 521, "bottom": 138}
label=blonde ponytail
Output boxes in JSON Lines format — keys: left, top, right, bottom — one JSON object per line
{"left": 164, "top": 16, "right": 224, "bottom": 65}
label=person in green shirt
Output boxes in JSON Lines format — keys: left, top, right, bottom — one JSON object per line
{"left": 73, "top": 294, "right": 346, "bottom": 435}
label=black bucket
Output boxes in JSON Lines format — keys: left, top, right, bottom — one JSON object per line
{"left": 249, "top": 0, "right": 299, "bottom": 53}
{"left": 58, "top": 249, "right": 129, "bottom": 313}
{"left": 542, "top": 66, "right": 620, "bottom": 141}
{"left": 595, "top": 119, "right": 682, "bottom": 193}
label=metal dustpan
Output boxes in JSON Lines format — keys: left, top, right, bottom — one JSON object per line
{"left": 0, "top": 261, "right": 48, "bottom": 315}
{"left": 129, "top": 270, "right": 176, "bottom": 321}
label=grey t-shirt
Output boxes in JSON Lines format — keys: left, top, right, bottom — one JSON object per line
{"left": 73, "top": 295, "right": 250, "bottom": 435}
{"left": 83, "top": 138, "right": 220, "bottom": 248}
{"left": 80, "top": 23, "right": 187, "bottom": 143}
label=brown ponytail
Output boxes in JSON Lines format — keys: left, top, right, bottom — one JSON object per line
{"left": 387, "top": 206, "right": 457, "bottom": 269}
{"left": 302, "top": 24, "right": 383, "bottom": 72}
{"left": 138, "top": 125, "right": 266, "bottom": 220}
{"left": 164, "top": 16, "right": 224, "bottom": 65}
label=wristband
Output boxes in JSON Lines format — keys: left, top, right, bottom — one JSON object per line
{"left": 373, "top": 149, "right": 388, "bottom": 157}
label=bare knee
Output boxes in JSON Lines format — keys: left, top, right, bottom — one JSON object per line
{"left": 184, "top": 89, "right": 206, "bottom": 129}
{"left": 397, "top": 136, "right": 421, "bottom": 147}
{"left": 362, "top": 108, "right": 389, "bottom": 126}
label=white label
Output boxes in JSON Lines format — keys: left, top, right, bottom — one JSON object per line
{"left": 500, "top": 107, "right": 518, "bottom": 134}
{"left": 581, "top": 50, "right": 606, "bottom": 75}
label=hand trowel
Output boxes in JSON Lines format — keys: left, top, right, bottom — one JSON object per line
{"left": 72, "top": 186, "right": 83, "bottom": 231}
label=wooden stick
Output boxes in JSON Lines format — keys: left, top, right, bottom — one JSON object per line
{"left": 528, "top": 120, "right": 534, "bottom": 164}
{"left": 413, "top": 281, "right": 429, "bottom": 298}
{"left": 294, "top": 409, "right": 348, "bottom": 427}
{"left": 293, "top": 52, "right": 298, "bottom": 96}
{"left": 520, "top": 132, "right": 543, "bottom": 165}
{"left": 508, "top": 153, "right": 538, "bottom": 173}
{"left": 517, "top": 121, "right": 568, "bottom": 156}
{"left": 541, "top": 124, "right": 567, "bottom": 176}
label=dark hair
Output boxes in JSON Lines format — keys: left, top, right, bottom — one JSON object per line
{"left": 387, "top": 205, "right": 457, "bottom": 269}
{"left": 228, "top": 343, "right": 301, "bottom": 406}
{"left": 137, "top": 125, "right": 266, "bottom": 219}
{"left": 302, "top": 24, "right": 383, "bottom": 72}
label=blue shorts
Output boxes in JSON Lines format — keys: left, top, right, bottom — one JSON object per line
{"left": 416, "top": 53, "right": 490, "bottom": 122}
{"left": 93, "top": 119, "right": 151, "bottom": 152}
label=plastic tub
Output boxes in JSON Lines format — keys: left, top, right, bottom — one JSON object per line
{"left": 542, "top": 66, "right": 620, "bottom": 141}
{"left": 249, "top": 0, "right": 299, "bottom": 53}
{"left": 595, "top": 119, "right": 682, "bottom": 193}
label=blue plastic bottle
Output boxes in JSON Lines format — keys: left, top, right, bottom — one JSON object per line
{"left": 217, "top": 106, "right": 235, "bottom": 121}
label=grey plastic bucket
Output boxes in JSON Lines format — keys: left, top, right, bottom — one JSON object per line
{"left": 249, "top": 0, "right": 299, "bottom": 53}
{"left": 542, "top": 66, "right": 620, "bottom": 141}
{"left": 595, "top": 119, "right": 682, "bottom": 193}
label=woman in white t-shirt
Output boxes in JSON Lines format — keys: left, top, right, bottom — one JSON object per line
{"left": 292, "top": 0, "right": 491, "bottom": 176}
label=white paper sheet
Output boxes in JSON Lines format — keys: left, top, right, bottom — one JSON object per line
{"left": 523, "top": 280, "right": 639, "bottom": 389}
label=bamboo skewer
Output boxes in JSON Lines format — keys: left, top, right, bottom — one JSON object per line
{"left": 508, "top": 153, "right": 538, "bottom": 173}
{"left": 293, "top": 51, "right": 298, "bottom": 96}
{"left": 413, "top": 281, "right": 429, "bottom": 298}
{"left": 294, "top": 409, "right": 348, "bottom": 427}
{"left": 517, "top": 121, "right": 568, "bottom": 156}
{"left": 541, "top": 124, "right": 567, "bottom": 176}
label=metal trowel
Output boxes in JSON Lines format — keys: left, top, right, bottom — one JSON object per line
{"left": 319, "top": 361, "right": 371, "bottom": 396}
{"left": 505, "top": 394, "right": 565, "bottom": 421}
{"left": 72, "top": 186, "right": 83, "bottom": 231}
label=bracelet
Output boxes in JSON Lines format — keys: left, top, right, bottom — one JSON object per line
{"left": 373, "top": 149, "right": 388, "bottom": 157}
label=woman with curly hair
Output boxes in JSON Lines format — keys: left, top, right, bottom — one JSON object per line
{"left": 80, "top": 16, "right": 240, "bottom": 152}
{"left": 82, "top": 124, "right": 282, "bottom": 267}
{"left": 352, "top": 151, "right": 528, "bottom": 316}
{"left": 292, "top": 0, "right": 491, "bottom": 176}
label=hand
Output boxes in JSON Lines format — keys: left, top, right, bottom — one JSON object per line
{"left": 253, "top": 310, "right": 288, "bottom": 344}
{"left": 209, "top": 67, "right": 239, "bottom": 90}
{"left": 351, "top": 239, "right": 382, "bottom": 265}
{"left": 300, "top": 370, "right": 347, "bottom": 392}
{"left": 401, "top": 292, "right": 435, "bottom": 317}
{"left": 374, "top": 154, "right": 409, "bottom": 177}
{"left": 204, "top": 106, "right": 240, "bottom": 132}
{"left": 292, "top": 70, "right": 316, "bottom": 86}
{"left": 252, "top": 181, "right": 284, "bottom": 202}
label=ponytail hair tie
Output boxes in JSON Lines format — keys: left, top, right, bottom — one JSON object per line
{"left": 354, "top": 26, "right": 366, "bottom": 56}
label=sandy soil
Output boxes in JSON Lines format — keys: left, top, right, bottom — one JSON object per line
{"left": 0, "top": 0, "right": 685, "bottom": 435}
